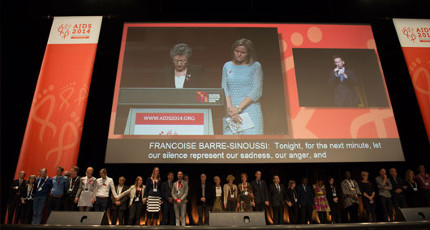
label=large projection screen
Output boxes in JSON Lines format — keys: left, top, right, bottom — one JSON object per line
{"left": 105, "top": 23, "right": 404, "bottom": 163}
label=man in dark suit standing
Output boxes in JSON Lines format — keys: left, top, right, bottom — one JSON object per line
{"left": 329, "top": 55, "right": 360, "bottom": 107}
{"left": 110, "top": 176, "right": 129, "bottom": 225}
{"left": 297, "top": 177, "right": 314, "bottom": 224}
{"left": 269, "top": 175, "right": 287, "bottom": 225}
{"left": 7, "top": 170, "right": 26, "bottom": 224}
{"left": 251, "top": 171, "right": 269, "bottom": 212}
{"left": 64, "top": 166, "right": 81, "bottom": 211}
{"left": 161, "top": 172, "right": 175, "bottom": 225}
{"left": 196, "top": 174, "right": 212, "bottom": 225}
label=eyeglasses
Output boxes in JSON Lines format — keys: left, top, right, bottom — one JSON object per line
{"left": 173, "top": 59, "right": 188, "bottom": 64}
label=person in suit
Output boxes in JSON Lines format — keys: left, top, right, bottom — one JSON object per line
{"left": 212, "top": 176, "right": 224, "bottom": 212}
{"left": 251, "top": 171, "right": 269, "bottom": 212}
{"left": 116, "top": 176, "right": 145, "bottom": 225}
{"left": 7, "top": 170, "right": 26, "bottom": 224}
{"left": 415, "top": 165, "right": 430, "bottom": 206}
{"left": 183, "top": 174, "right": 194, "bottom": 225}
{"left": 341, "top": 171, "right": 361, "bottom": 223}
{"left": 326, "top": 176, "right": 341, "bottom": 224}
{"left": 389, "top": 168, "right": 407, "bottom": 220}
{"left": 110, "top": 176, "right": 129, "bottom": 225}
{"left": 286, "top": 180, "right": 299, "bottom": 224}
{"left": 196, "top": 173, "right": 213, "bottom": 225}
{"left": 269, "top": 175, "right": 286, "bottom": 225}
{"left": 19, "top": 175, "right": 36, "bottom": 224}
{"left": 297, "top": 177, "right": 314, "bottom": 224}
{"left": 329, "top": 55, "right": 360, "bottom": 107}
{"left": 63, "top": 166, "right": 81, "bottom": 211}
{"left": 161, "top": 172, "right": 175, "bottom": 225}
{"left": 172, "top": 171, "right": 189, "bottom": 226}
{"left": 161, "top": 43, "right": 208, "bottom": 88}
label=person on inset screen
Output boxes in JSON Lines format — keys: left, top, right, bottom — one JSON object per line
{"left": 415, "top": 165, "right": 430, "bottom": 206}
{"left": 376, "top": 168, "right": 393, "bottom": 221}
{"left": 359, "top": 171, "right": 376, "bottom": 222}
{"left": 212, "top": 176, "right": 224, "bottom": 212}
{"left": 19, "top": 175, "right": 36, "bottom": 224}
{"left": 297, "top": 177, "right": 314, "bottom": 224}
{"left": 286, "top": 180, "right": 299, "bottom": 224}
{"left": 64, "top": 166, "right": 80, "bottom": 211}
{"left": 144, "top": 167, "right": 162, "bottom": 226}
{"left": 32, "top": 168, "right": 52, "bottom": 224}
{"left": 161, "top": 43, "right": 207, "bottom": 88}
{"left": 224, "top": 174, "right": 239, "bottom": 211}
{"left": 269, "top": 175, "right": 286, "bottom": 225}
{"left": 389, "top": 168, "right": 407, "bottom": 220}
{"left": 405, "top": 169, "right": 425, "bottom": 207}
{"left": 326, "top": 176, "right": 341, "bottom": 224}
{"left": 221, "top": 38, "right": 263, "bottom": 135}
{"left": 116, "top": 176, "right": 145, "bottom": 225}
{"left": 161, "top": 172, "right": 175, "bottom": 225}
{"left": 341, "top": 171, "right": 361, "bottom": 223}
{"left": 196, "top": 173, "right": 212, "bottom": 225}
{"left": 172, "top": 171, "right": 189, "bottom": 226}
{"left": 312, "top": 178, "right": 330, "bottom": 224}
{"left": 47, "top": 166, "right": 69, "bottom": 218}
{"left": 75, "top": 167, "right": 97, "bottom": 212}
{"left": 111, "top": 176, "right": 129, "bottom": 225}
{"left": 238, "top": 173, "right": 254, "bottom": 212}
{"left": 7, "top": 170, "right": 26, "bottom": 224}
{"left": 329, "top": 55, "right": 360, "bottom": 107}
{"left": 94, "top": 168, "right": 118, "bottom": 212}
{"left": 251, "top": 171, "right": 269, "bottom": 212}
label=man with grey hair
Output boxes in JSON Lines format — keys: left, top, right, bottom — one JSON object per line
{"left": 161, "top": 43, "right": 207, "bottom": 88}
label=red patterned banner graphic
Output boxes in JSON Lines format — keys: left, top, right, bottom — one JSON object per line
{"left": 14, "top": 16, "right": 103, "bottom": 178}
{"left": 394, "top": 18, "right": 430, "bottom": 142}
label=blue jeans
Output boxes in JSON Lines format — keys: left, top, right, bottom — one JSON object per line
{"left": 94, "top": 197, "right": 108, "bottom": 212}
{"left": 32, "top": 196, "right": 47, "bottom": 224}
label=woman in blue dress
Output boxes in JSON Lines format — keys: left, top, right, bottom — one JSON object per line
{"left": 221, "top": 38, "right": 263, "bottom": 135}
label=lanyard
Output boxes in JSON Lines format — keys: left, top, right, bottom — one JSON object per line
{"left": 176, "top": 181, "right": 181, "bottom": 191}
{"left": 70, "top": 176, "right": 79, "bottom": 189}
{"left": 410, "top": 182, "right": 418, "bottom": 189}
{"left": 37, "top": 177, "right": 48, "bottom": 190}
{"left": 419, "top": 174, "right": 429, "bottom": 184}
{"left": 27, "top": 184, "right": 34, "bottom": 198}
{"left": 153, "top": 180, "right": 158, "bottom": 189}
{"left": 346, "top": 179, "right": 355, "bottom": 189}
{"left": 85, "top": 177, "right": 93, "bottom": 190}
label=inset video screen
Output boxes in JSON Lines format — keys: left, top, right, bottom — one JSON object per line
{"left": 105, "top": 23, "right": 404, "bottom": 163}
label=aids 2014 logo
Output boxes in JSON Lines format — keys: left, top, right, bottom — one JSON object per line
{"left": 402, "top": 26, "right": 430, "bottom": 43}
{"left": 57, "top": 23, "right": 93, "bottom": 40}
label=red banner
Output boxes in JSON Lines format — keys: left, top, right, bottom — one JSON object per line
{"left": 394, "top": 19, "right": 430, "bottom": 142}
{"left": 14, "top": 16, "right": 103, "bottom": 178}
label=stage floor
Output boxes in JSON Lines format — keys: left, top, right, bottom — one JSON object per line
{"left": 2, "top": 221, "right": 430, "bottom": 230}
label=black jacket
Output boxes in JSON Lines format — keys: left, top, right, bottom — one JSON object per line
{"left": 161, "top": 64, "right": 208, "bottom": 88}
{"left": 269, "top": 183, "right": 287, "bottom": 207}
{"left": 196, "top": 183, "right": 213, "bottom": 206}
{"left": 251, "top": 180, "right": 269, "bottom": 205}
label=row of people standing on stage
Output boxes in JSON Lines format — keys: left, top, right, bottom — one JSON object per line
{"left": 7, "top": 165, "right": 430, "bottom": 225}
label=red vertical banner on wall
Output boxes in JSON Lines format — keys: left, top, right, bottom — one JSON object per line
{"left": 394, "top": 18, "right": 430, "bottom": 142}
{"left": 14, "top": 16, "right": 103, "bottom": 178}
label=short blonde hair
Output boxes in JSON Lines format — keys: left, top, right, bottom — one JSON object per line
{"left": 361, "top": 171, "right": 369, "bottom": 177}
{"left": 226, "top": 174, "right": 235, "bottom": 182}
